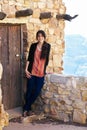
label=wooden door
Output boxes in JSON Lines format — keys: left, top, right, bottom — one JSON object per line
{"left": 0, "top": 25, "right": 23, "bottom": 110}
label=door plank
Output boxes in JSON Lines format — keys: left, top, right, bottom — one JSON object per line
{"left": 8, "top": 25, "right": 22, "bottom": 109}
{"left": 0, "top": 25, "right": 10, "bottom": 109}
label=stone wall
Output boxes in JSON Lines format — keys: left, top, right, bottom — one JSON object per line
{"left": 33, "top": 74, "right": 87, "bottom": 124}
{"left": 0, "top": 0, "right": 87, "bottom": 125}
{"left": 0, "top": 63, "right": 9, "bottom": 130}
{"left": 0, "top": 0, "right": 66, "bottom": 73}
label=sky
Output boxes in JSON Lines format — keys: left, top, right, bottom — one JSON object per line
{"left": 63, "top": 0, "right": 87, "bottom": 38}
{"left": 62, "top": 0, "right": 87, "bottom": 76}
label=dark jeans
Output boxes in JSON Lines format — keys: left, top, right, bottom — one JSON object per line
{"left": 23, "top": 75, "right": 44, "bottom": 112}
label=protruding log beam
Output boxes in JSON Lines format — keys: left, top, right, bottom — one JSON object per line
{"left": 56, "top": 14, "right": 78, "bottom": 21}
{"left": 0, "top": 12, "right": 6, "bottom": 20}
{"left": 39, "top": 12, "right": 52, "bottom": 19}
{"left": 15, "top": 9, "right": 33, "bottom": 17}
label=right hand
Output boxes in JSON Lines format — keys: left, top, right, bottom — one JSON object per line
{"left": 25, "top": 70, "right": 32, "bottom": 78}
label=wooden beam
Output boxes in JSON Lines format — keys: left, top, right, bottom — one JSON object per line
{"left": 39, "top": 12, "right": 52, "bottom": 19}
{"left": 0, "top": 12, "right": 6, "bottom": 20}
{"left": 56, "top": 14, "right": 78, "bottom": 21}
{"left": 15, "top": 9, "right": 33, "bottom": 17}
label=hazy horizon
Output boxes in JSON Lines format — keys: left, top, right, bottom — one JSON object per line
{"left": 63, "top": 34, "right": 87, "bottom": 76}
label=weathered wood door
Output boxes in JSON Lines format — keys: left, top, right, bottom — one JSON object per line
{"left": 0, "top": 24, "right": 23, "bottom": 110}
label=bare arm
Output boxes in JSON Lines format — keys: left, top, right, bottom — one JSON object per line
{"left": 25, "top": 61, "right": 29, "bottom": 71}
{"left": 25, "top": 61, "right": 32, "bottom": 78}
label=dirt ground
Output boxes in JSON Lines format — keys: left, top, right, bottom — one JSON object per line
{"left": 4, "top": 117, "right": 87, "bottom": 130}
{"left": 4, "top": 122, "right": 87, "bottom": 130}
{"left": 4, "top": 107, "right": 87, "bottom": 130}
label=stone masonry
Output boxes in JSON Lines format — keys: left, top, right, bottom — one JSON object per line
{"left": 33, "top": 74, "right": 87, "bottom": 124}
{"left": 0, "top": 0, "right": 66, "bottom": 126}
{"left": 0, "top": 0, "right": 66, "bottom": 73}
{"left": 0, "top": 0, "right": 87, "bottom": 126}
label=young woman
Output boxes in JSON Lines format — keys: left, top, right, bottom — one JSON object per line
{"left": 23, "top": 30, "right": 51, "bottom": 117}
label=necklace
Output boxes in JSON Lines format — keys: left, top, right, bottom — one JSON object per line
{"left": 37, "top": 45, "right": 42, "bottom": 51}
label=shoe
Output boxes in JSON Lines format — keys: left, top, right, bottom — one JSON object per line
{"left": 28, "top": 111, "right": 35, "bottom": 116}
{"left": 22, "top": 111, "right": 28, "bottom": 117}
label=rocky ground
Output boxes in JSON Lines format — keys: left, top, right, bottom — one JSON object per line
{"left": 3, "top": 107, "right": 87, "bottom": 130}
